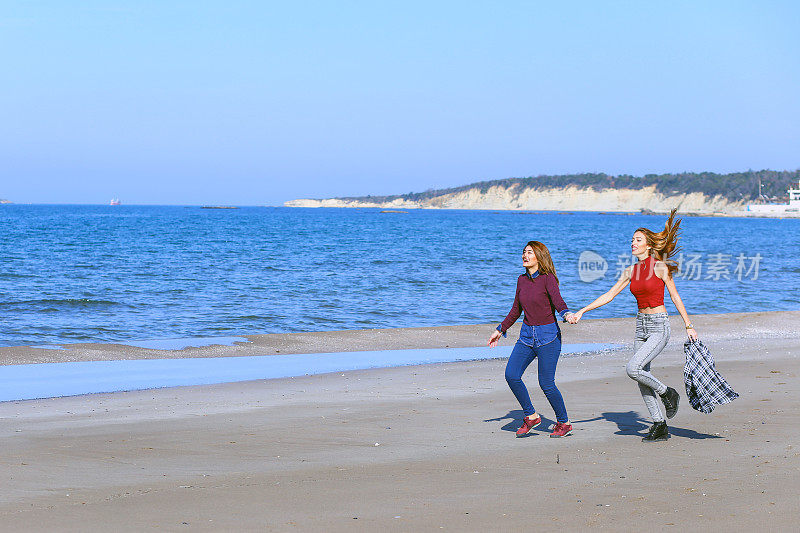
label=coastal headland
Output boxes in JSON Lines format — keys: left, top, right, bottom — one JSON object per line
{"left": 0, "top": 310, "right": 797, "bottom": 530}
{"left": 286, "top": 170, "right": 800, "bottom": 217}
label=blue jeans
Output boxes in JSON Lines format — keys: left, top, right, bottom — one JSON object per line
{"left": 504, "top": 334, "right": 568, "bottom": 422}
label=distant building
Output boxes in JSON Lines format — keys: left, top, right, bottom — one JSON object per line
{"left": 747, "top": 180, "right": 800, "bottom": 213}
{"left": 790, "top": 180, "right": 800, "bottom": 208}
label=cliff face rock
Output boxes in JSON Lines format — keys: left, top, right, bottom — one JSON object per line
{"left": 286, "top": 184, "right": 741, "bottom": 213}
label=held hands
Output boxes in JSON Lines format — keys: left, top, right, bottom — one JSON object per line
{"left": 566, "top": 310, "right": 583, "bottom": 324}
{"left": 488, "top": 330, "right": 502, "bottom": 348}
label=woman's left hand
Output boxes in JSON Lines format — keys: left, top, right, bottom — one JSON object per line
{"left": 686, "top": 327, "right": 698, "bottom": 341}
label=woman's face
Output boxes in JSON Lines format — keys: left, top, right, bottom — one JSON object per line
{"left": 522, "top": 245, "right": 539, "bottom": 270}
{"left": 631, "top": 231, "right": 649, "bottom": 256}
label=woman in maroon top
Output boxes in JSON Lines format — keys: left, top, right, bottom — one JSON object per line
{"left": 488, "top": 241, "right": 575, "bottom": 438}
{"left": 570, "top": 209, "right": 698, "bottom": 442}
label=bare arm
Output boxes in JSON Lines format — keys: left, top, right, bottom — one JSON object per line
{"left": 569, "top": 267, "right": 632, "bottom": 322}
{"left": 656, "top": 262, "right": 698, "bottom": 340}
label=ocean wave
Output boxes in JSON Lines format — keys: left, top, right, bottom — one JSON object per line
{"left": 260, "top": 266, "right": 287, "bottom": 272}
{"left": 229, "top": 315, "right": 286, "bottom": 322}
{"left": 0, "top": 298, "right": 126, "bottom": 308}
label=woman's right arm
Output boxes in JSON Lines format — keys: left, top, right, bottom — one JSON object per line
{"left": 488, "top": 281, "right": 521, "bottom": 347}
{"left": 571, "top": 267, "right": 632, "bottom": 322}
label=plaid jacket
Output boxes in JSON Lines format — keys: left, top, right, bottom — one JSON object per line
{"left": 684, "top": 339, "right": 739, "bottom": 413}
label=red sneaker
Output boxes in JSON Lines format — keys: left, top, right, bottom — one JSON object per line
{"left": 549, "top": 422, "right": 573, "bottom": 438}
{"left": 516, "top": 414, "right": 541, "bottom": 437}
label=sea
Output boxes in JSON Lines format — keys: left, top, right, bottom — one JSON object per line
{"left": 1, "top": 205, "right": 798, "bottom": 348}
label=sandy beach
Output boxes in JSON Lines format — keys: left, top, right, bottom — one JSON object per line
{"left": 1, "top": 311, "right": 798, "bottom": 531}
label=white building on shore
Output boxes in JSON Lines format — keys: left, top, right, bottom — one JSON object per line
{"left": 790, "top": 180, "right": 800, "bottom": 208}
{"left": 746, "top": 180, "right": 800, "bottom": 214}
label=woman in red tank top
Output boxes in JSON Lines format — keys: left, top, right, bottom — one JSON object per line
{"left": 570, "top": 209, "right": 698, "bottom": 442}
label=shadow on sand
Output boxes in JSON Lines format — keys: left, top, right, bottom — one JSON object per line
{"left": 487, "top": 410, "right": 722, "bottom": 440}
{"left": 484, "top": 409, "right": 556, "bottom": 437}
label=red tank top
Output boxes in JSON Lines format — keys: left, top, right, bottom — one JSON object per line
{"left": 629, "top": 256, "right": 665, "bottom": 309}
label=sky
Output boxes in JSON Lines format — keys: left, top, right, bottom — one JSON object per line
{"left": 2, "top": 1, "right": 799, "bottom": 205}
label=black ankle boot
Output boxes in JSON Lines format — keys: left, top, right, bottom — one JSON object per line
{"left": 642, "top": 421, "right": 669, "bottom": 442}
{"left": 660, "top": 387, "right": 680, "bottom": 418}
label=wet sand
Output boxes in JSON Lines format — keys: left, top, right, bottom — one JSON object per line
{"left": 0, "top": 311, "right": 798, "bottom": 531}
{"left": 1, "top": 310, "right": 793, "bottom": 364}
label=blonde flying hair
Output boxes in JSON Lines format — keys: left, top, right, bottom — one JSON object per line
{"left": 634, "top": 208, "right": 682, "bottom": 277}
{"left": 525, "top": 240, "right": 559, "bottom": 284}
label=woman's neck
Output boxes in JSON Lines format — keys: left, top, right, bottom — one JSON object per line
{"left": 527, "top": 266, "right": 539, "bottom": 275}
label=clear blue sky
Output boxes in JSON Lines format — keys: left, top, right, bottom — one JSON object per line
{"left": 2, "top": 1, "right": 798, "bottom": 205}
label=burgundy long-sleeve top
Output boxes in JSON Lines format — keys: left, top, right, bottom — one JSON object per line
{"left": 498, "top": 271, "right": 571, "bottom": 333}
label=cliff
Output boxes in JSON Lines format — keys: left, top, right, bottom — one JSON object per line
{"left": 287, "top": 184, "right": 740, "bottom": 212}
{"left": 286, "top": 170, "right": 799, "bottom": 213}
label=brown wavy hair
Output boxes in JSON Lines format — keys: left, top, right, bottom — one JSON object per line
{"left": 525, "top": 240, "right": 559, "bottom": 284}
{"left": 634, "top": 208, "right": 682, "bottom": 276}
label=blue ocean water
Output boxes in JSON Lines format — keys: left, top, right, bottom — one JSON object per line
{"left": 1, "top": 205, "right": 798, "bottom": 347}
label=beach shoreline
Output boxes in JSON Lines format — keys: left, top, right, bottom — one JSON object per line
{"left": 1, "top": 311, "right": 798, "bottom": 531}
{"left": 2, "top": 310, "right": 797, "bottom": 366}
{"left": 286, "top": 203, "right": 800, "bottom": 218}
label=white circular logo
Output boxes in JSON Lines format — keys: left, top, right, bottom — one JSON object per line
{"left": 578, "top": 250, "right": 608, "bottom": 282}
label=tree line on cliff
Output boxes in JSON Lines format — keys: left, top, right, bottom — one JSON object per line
{"left": 344, "top": 169, "right": 799, "bottom": 204}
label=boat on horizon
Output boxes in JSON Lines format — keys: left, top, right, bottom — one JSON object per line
{"left": 110, "top": 198, "right": 121, "bottom": 206}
